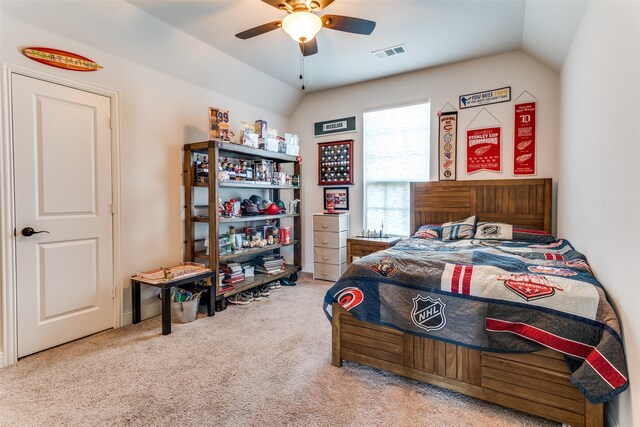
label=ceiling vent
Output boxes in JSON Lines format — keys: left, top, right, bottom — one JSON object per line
{"left": 372, "top": 44, "right": 407, "bottom": 59}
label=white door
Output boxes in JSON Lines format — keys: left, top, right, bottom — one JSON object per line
{"left": 12, "top": 73, "right": 114, "bottom": 357}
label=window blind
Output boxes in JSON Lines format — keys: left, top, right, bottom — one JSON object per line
{"left": 363, "top": 102, "right": 430, "bottom": 236}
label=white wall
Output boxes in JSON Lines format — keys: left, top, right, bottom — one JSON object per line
{"left": 559, "top": 2, "right": 640, "bottom": 426}
{"left": 0, "top": 0, "right": 299, "bottom": 358}
{"left": 291, "top": 51, "right": 560, "bottom": 272}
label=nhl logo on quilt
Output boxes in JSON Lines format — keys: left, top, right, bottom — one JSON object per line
{"left": 411, "top": 295, "right": 446, "bottom": 332}
{"left": 369, "top": 256, "right": 399, "bottom": 277}
{"left": 335, "top": 287, "right": 364, "bottom": 311}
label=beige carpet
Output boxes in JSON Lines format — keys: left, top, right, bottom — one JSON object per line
{"left": 0, "top": 275, "right": 556, "bottom": 426}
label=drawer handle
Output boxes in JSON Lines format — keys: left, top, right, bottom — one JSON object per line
{"left": 322, "top": 256, "right": 329, "bottom": 260}
{"left": 322, "top": 241, "right": 329, "bottom": 244}
{"left": 321, "top": 225, "right": 329, "bottom": 229}
{"left": 322, "top": 273, "right": 329, "bottom": 276}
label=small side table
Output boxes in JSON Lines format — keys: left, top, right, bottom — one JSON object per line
{"left": 131, "top": 269, "right": 215, "bottom": 335}
{"left": 346, "top": 236, "right": 402, "bottom": 266}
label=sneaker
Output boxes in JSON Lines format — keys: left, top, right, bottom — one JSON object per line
{"left": 252, "top": 289, "right": 262, "bottom": 301}
{"left": 227, "top": 294, "right": 251, "bottom": 305}
{"left": 240, "top": 291, "right": 255, "bottom": 302}
{"left": 268, "top": 281, "right": 277, "bottom": 290}
{"left": 259, "top": 285, "right": 271, "bottom": 297}
{"left": 274, "top": 280, "right": 282, "bottom": 289}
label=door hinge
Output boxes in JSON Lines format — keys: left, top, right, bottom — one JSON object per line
{"left": 112, "top": 288, "right": 116, "bottom": 299}
{"left": 109, "top": 117, "right": 114, "bottom": 129}
{"left": 110, "top": 203, "right": 116, "bottom": 215}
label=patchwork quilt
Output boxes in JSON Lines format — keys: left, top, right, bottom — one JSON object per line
{"left": 323, "top": 237, "right": 629, "bottom": 403}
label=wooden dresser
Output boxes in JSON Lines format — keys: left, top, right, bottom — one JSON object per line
{"left": 313, "top": 213, "right": 349, "bottom": 281}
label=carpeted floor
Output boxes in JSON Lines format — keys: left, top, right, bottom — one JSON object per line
{"left": 0, "top": 275, "right": 557, "bottom": 426}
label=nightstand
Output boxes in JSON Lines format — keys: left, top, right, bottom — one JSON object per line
{"left": 346, "top": 236, "right": 402, "bottom": 266}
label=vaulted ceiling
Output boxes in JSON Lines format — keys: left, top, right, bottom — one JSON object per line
{"left": 129, "top": 0, "right": 588, "bottom": 93}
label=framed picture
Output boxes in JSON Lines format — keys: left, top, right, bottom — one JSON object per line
{"left": 324, "top": 187, "right": 349, "bottom": 211}
{"left": 318, "top": 140, "right": 354, "bottom": 186}
{"left": 208, "top": 107, "right": 230, "bottom": 141}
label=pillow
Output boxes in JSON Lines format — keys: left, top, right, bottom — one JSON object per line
{"left": 473, "top": 221, "right": 555, "bottom": 243}
{"left": 441, "top": 216, "right": 477, "bottom": 240}
{"left": 512, "top": 227, "right": 556, "bottom": 243}
{"left": 413, "top": 224, "right": 441, "bottom": 239}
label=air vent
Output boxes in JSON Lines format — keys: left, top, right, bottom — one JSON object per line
{"left": 372, "top": 44, "right": 407, "bottom": 59}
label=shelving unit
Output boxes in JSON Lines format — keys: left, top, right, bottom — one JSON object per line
{"left": 183, "top": 140, "right": 302, "bottom": 305}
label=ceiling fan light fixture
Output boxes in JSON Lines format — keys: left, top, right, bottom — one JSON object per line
{"left": 282, "top": 12, "right": 322, "bottom": 42}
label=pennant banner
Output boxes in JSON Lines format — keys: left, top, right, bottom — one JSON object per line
{"left": 438, "top": 111, "right": 458, "bottom": 180}
{"left": 466, "top": 127, "right": 501, "bottom": 173}
{"left": 514, "top": 102, "right": 536, "bottom": 175}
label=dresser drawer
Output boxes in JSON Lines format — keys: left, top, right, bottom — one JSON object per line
{"left": 313, "top": 262, "right": 346, "bottom": 281}
{"left": 349, "top": 242, "right": 387, "bottom": 258}
{"left": 313, "top": 214, "right": 349, "bottom": 232}
{"left": 314, "top": 246, "right": 347, "bottom": 265}
{"left": 314, "top": 230, "right": 347, "bottom": 249}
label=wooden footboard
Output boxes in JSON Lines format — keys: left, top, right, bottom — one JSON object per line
{"left": 332, "top": 303, "right": 603, "bottom": 427}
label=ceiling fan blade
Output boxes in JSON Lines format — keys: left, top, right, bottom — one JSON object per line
{"left": 321, "top": 15, "right": 376, "bottom": 35}
{"left": 235, "top": 21, "right": 283, "bottom": 40}
{"left": 299, "top": 38, "right": 318, "bottom": 56}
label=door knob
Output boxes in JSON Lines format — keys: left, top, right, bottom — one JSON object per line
{"left": 21, "top": 227, "right": 50, "bottom": 237}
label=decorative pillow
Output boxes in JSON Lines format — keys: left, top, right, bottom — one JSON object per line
{"left": 413, "top": 224, "right": 441, "bottom": 239}
{"left": 473, "top": 221, "right": 555, "bottom": 243}
{"left": 441, "top": 216, "right": 477, "bottom": 240}
{"left": 473, "top": 222, "right": 514, "bottom": 240}
{"left": 512, "top": 227, "right": 556, "bottom": 243}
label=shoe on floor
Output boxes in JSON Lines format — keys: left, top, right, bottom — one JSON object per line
{"left": 259, "top": 285, "right": 271, "bottom": 297}
{"left": 252, "top": 289, "right": 262, "bottom": 301}
{"left": 227, "top": 294, "right": 251, "bottom": 305}
{"left": 240, "top": 291, "right": 255, "bottom": 302}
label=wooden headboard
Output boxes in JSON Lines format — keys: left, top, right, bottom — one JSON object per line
{"left": 410, "top": 178, "right": 552, "bottom": 233}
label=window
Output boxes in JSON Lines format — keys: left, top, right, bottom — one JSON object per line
{"left": 363, "top": 101, "right": 430, "bottom": 236}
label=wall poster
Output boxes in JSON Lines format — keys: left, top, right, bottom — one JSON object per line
{"left": 459, "top": 87, "right": 511, "bottom": 109}
{"left": 466, "top": 127, "right": 501, "bottom": 173}
{"left": 514, "top": 101, "right": 537, "bottom": 175}
{"left": 438, "top": 111, "right": 458, "bottom": 180}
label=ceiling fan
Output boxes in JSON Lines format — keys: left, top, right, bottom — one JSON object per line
{"left": 235, "top": 0, "right": 376, "bottom": 56}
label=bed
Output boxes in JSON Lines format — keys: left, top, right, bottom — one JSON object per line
{"left": 325, "top": 179, "right": 628, "bottom": 427}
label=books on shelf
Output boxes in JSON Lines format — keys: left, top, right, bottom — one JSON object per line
{"left": 253, "top": 255, "right": 285, "bottom": 275}
{"left": 221, "top": 262, "right": 245, "bottom": 284}
{"left": 218, "top": 283, "right": 235, "bottom": 294}
{"left": 242, "top": 264, "right": 255, "bottom": 278}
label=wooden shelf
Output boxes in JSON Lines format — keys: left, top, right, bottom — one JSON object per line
{"left": 184, "top": 138, "right": 302, "bottom": 304}
{"left": 219, "top": 240, "right": 298, "bottom": 262}
{"left": 221, "top": 213, "right": 298, "bottom": 223}
{"left": 192, "top": 214, "right": 299, "bottom": 223}
{"left": 218, "top": 265, "right": 300, "bottom": 298}
{"left": 184, "top": 140, "right": 299, "bottom": 163}
{"left": 219, "top": 181, "right": 299, "bottom": 190}
{"left": 194, "top": 240, "right": 298, "bottom": 262}
{"left": 192, "top": 181, "right": 299, "bottom": 189}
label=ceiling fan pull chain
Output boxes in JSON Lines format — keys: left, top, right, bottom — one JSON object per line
{"left": 300, "top": 48, "right": 306, "bottom": 90}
